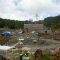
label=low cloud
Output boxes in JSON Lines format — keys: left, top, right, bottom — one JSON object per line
{"left": 0, "top": 0, "right": 60, "bottom": 21}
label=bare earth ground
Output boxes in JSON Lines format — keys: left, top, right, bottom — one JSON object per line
{"left": 0, "top": 33, "right": 60, "bottom": 60}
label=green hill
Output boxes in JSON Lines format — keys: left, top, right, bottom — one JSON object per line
{"left": 0, "top": 15, "right": 60, "bottom": 29}
{"left": 44, "top": 15, "right": 60, "bottom": 27}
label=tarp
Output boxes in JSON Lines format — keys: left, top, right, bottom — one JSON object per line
{"left": 19, "top": 32, "right": 22, "bottom": 34}
{"left": 19, "top": 39, "right": 24, "bottom": 41}
{"left": 33, "top": 40, "right": 37, "bottom": 42}
{"left": 20, "top": 47, "right": 31, "bottom": 51}
{"left": 4, "top": 33, "right": 10, "bottom": 36}
{"left": 0, "top": 46, "right": 13, "bottom": 57}
{"left": 12, "top": 32, "right": 18, "bottom": 35}
{"left": 7, "top": 32, "right": 11, "bottom": 34}
{"left": 32, "top": 31, "right": 35, "bottom": 33}
{"left": 0, "top": 46, "right": 12, "bottom": 50}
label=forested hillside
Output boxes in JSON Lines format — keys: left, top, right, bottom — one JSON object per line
{"left": 44, "top": 15, "right": 60, "bottom": 27}
{"left": 0, "top": 15, "right": 60, "bottom": 29}
{"left": 0, "top": 18, "right": 28, "bottom": 29}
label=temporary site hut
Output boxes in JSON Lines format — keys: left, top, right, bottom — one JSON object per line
{"left": 39, "top": 30, "right": 52, "bottom": 34}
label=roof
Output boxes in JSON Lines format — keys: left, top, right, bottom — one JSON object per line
{"left": 0, "top": 45, "right": 12, "bottom": 50}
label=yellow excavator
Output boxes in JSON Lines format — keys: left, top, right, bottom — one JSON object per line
{"left": 20, "top": 28, "right": 28, "bottom": 33}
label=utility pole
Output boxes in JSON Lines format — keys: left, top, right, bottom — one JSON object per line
{"left": 34, "top": 13, "right": 39, "bottom": 24}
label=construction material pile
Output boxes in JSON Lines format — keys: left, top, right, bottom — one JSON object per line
{"left": 38, "top": 33, "right": 60, "bottom": 39}
{"left": 51, "top": 47, "right": 60, "bottom": 60}
{"left": 38, "top": 33, "right": 49, "bottom": 36}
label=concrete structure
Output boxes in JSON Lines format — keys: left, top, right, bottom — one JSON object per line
{"left": 24, "top": 24, "right": 44, "bottom": 33}
{"left": 39, "top": 30, "right": 52, "bottom": 34}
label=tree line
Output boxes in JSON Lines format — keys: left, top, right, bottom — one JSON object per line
{"left": 44, "top": 15, "right": 60, "bottom": 27}
{"left": 0, "top": 15, "right": 60, "bottom": 29}
{"left": 0, "top": 18, "right": 28, "bottom": 29}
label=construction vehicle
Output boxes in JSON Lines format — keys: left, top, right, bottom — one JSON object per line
{"left": 23, "top": 28, "right": 28, "bottom": 33}
{"left": 9, "top": 41, "right": 21, "bottom": 52}
{"left": 20, "top": 31, "right": 23, "bottom": 33}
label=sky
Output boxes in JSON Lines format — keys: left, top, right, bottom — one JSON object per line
{"left": 0, "top": 0, "right": 60, "bottom": 21}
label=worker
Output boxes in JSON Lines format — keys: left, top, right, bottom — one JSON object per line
{"left": 25, "top": 53, "right": 27, "bottom": 57}
{"left": 26, "top": 51, "right": 29, "bottom": 57}
{"left": 19, "top": 52, "right": 23, "bottom": 60}
{"left": 22, "top": 51, "right": 24, "bottom": 55}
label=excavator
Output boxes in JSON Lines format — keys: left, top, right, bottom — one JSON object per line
{"left": 20, "top": 28, "right": 28, "bottom": 33}
{"left": 23, "top": 28, "right": 28, "bottom": 33}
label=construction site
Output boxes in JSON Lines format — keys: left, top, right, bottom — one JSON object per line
{"left": 0, "top": 23, "right": 60, "bottom": 60}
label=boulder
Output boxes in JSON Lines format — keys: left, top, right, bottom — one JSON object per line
{"left": 34, "top": 49, "right": 42, "bottom": 59}
{"left": 0, "top": 55, "right": 6, "bottom": 60}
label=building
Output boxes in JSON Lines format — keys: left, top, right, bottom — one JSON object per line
{"left": 24, "top": 24, "right": 44, "bottom": 33}
{"left": 39, "top": 30, "right": 52, "bottom": 34}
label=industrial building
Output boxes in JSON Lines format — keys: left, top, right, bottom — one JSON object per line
{"left": 24, "top": 24, "right": 44, "bottom": 33}
{"left": 39, "top": 30, "right": 52, "bottom": 34}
